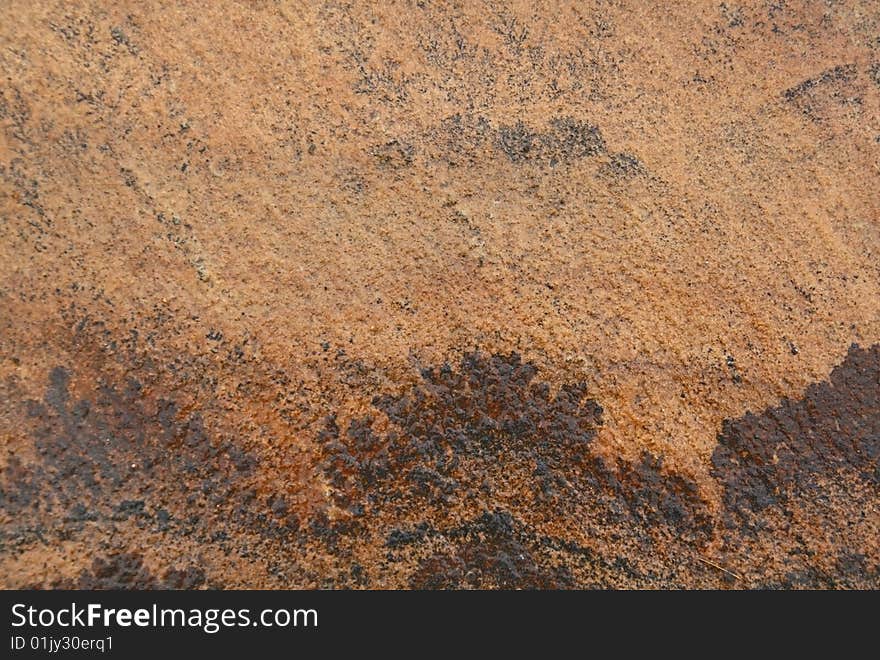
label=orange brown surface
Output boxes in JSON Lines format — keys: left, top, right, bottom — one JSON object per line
{"left": 1, "top": 0, "right": 878, "bottom": 588}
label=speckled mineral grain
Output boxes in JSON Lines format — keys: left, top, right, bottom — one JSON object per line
{"left": 1, "top": 1, "right": 878, "bottom": 589}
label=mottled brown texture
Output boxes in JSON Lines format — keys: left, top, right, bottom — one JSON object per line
{"left": 712, "top": 343, "right": 879, "bottom": 525}
{"left": 1, "top": 1, "right": 879, "bottom": 588}
{"left": 42, "top": 552, "right": 207, "bottom": 590}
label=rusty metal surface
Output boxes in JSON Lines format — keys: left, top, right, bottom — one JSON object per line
{"left": 1, "top": 1, "right": 878, "bottom": 588}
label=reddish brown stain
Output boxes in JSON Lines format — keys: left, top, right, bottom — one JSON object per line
{"left": 42, "top": 553, "right": 207, "bottom": 590}
{"left": 2, "top": 343, "right": 878, "bottom": 588}
{"left": 2, "top": 0, "right": 879, "bottom": 589}
{"left": 712, "top": 343, "right": 879, "bottom": 526}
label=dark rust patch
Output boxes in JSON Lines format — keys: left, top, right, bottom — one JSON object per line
{"left": 316, "top": 351, "right": 713, "bottom": 587}
{"left": 45, "top": 552, "right": 207, "bottom": 590}
{"left": 782, "top": 64, "right": 860, "bottom": 120}
{"left": 600, "top": 152, "right": 646, "bottom": 179}
{"left": 0, "top": 355, "right": 303, "bottom": 573}
{"left": 4, "top": 342, "right": 878, "bottom": 588}
{"left": 712, "top": 343, "right": 879, "bottom": 527}
{"left": 496, "top": 117, "right": 606, "bottom": 165}
{"left": 407, "top": 511, "right": 575, "bottom": 589}
{"left": 319, "top": 352, "right": 602, "bottom": 510}
{"left": 396, "top": 114, "right": 611, "bottom": 169}
{"left": 318, "top": 352, "right": 709, "bottom": 539}
{"left": 710, "top": 343, "right": 879, "bottom": 588}
{"left": 4, "top": 366, "right": 255, "bottom": 529}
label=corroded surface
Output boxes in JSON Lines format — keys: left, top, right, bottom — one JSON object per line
{"left": 1, "top": 1, "right": 879, "bottom": 588}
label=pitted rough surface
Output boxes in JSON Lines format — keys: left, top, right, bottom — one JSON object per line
{"left": 1, "top": 1, "right": 879, "bottom": 588}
